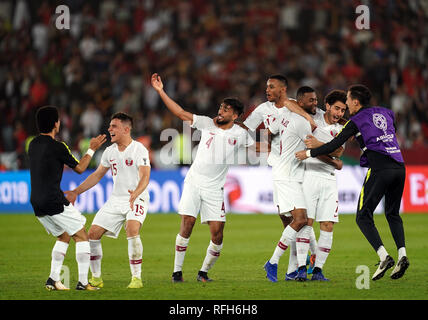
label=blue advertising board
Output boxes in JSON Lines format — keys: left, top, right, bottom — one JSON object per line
{"left": 0, "top": 168, "right": 188, "bottom": 214}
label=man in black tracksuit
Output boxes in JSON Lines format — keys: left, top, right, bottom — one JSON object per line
{"left": 29, "top": 105, "right": 106, "bottom": 290}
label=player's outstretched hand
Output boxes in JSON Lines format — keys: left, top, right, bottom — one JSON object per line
{"left": 295, "top": 150, "right": 309, "bottom": 161}
{"left": 64, "top": 190, "right": 77, "bottom": 205}
{"left": 151, "top": 73, "right": 163, "bottom": 92}
{"left": 304, "top": 135, "right": 322, "bottom": 149}
{"left": 89, "top": 134, "right": 107, "bottom": 151}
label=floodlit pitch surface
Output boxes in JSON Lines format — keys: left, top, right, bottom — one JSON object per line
{"left": 0, "top": 213, "right": 426, "bottom": 300}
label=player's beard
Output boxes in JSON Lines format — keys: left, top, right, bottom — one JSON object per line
{"left": 303, "top": 105, "right": 316, "bottom": 115}
{"left": 216, "top": 117, "right": 231, "bottom": 125}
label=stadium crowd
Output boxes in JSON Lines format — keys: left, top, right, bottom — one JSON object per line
{"left": 0, "top": 0, "right": 427, "bottom": 170}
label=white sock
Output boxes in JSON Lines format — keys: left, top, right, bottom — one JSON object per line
{"left": 287, "top": 239, "right": 298, "bottom": 274}
{"left": 89, "top": 239, "right": 103, "bottom": 278}
{"left": 50, "top": 241, "right": 69, "bottom": 282}
{"left": 174, "top": 234, "right": 189, "bottom": 272}
{"left": 200, "top": 241, "right": 223, "bottom": 272}
{"left": 296, "top": 225, "right": 312, "bottom": 267}
{"left": 377, "top": 245, "right": 388, "bottom": 261}
{"left": 314, "top": 230, "right": 333, "bottom": 270}
{"left": 128, "top": 235, "right": 143, "bottom": 278}
{"left": 269, "top": 225, "right": 297, "bottom": 265}
{"left": 76, "top": 241, "right": 91, "bottom": 286}
{"left": 309, "top": 227, "right": 317, "bottom": 254}
{"left": 398, "top": 247, "right": 406, "bottom": 260}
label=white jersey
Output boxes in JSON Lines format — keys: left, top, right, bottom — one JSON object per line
{"left": 268, "top": 109, "right": 312, "bottom": 182}
{"left": 243, "top": 101, "right": 284, "bottom": 169}
{"left": 304, "top": 109, "right": 344, "bottom": 180}
{"left": 100, "top": 140, "right": 151, "bottom": 200}
{"left": 187, "top": 114, "right": 254, "bottom": 189}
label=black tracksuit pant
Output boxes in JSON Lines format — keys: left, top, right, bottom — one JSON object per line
{"left": 356, "top": 166, "right": 406, "bottom": 252}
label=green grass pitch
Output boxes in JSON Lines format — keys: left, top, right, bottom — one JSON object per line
{"left": 0, "top": 213, "right": 427, "bottom": 300}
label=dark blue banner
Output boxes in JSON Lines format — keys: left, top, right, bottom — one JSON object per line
{"left": 0, "top": 169, "right": 188, "bottom": 214}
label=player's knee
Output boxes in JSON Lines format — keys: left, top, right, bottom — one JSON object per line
{"left": 355, "top": 214, "right": 363, "bottom": 227}
{"left": 88, "top": 227, "right": 103, "bottom": 240}
{"left": 57, "top": 232, "right": 71, "bottom": 243}
{"left": 211, "top": 233, "right": 223, "bottom": 245}
{"left": 355, "top": 211, "right": 372, "bottom": 229}
{"left": 126, "top": 221, "right": 141, "bottom": 238}
{"left": 294, "top": 216, "right": 307, "bottom": 230}
{"left": 181, "top": 215, "right": 196, "bottom": 234}
{"left": 279, "top": 214, "right": 293, "bottom": 228}
{"left": 320, "top": 221, "right": 334, "bottom": 232}
{"left": 355, "top": 212, "right": 365, "bottom": 224}
{"left": 73, "top": 228, "right": 89, "bottom": 242}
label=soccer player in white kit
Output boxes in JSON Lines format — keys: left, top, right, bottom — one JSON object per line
{"left": 242, "top": 76, "right": 319, "bottom": 280}
{"left": 263, "top": 101, "right": 312, "bottom": 282}
{"left": 65, "top": 113, "right": 151, "bottom": 289}
{"left": 242, "top": 75, "right": 315, "bottom": 225}
{"left": 300, "top": 90, "right": 347, "bottom": 281}
{"left": 151, "top": 73, "right": 257, "bottom": 283}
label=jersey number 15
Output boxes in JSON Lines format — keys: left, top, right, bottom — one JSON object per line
{"left": 111, "top": 163, "right": 117, "bottom": 176}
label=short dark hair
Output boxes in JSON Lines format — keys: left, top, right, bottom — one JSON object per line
{"left": 111, "top": 112, "right": 133, "bottom": 128}
{"left": 223, "top": 97, "right": 244, "bottom": 116}
{"left": 348, "top": 84, "right": 371, "bottom": 107}
{"left": 36, "top": 106, "right": 59, "bottom": 133}
{"left": 296, "top": 86, "right": 315, "bottom": 101}
{"left": 268, "top": 74, "right": 288, "bottom": 87}
{"left": 325, "top": 89, "right": 347, "bottom": 106}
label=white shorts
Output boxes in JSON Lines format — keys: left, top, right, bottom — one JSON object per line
{"left": 275, "top": 180, "right": 306, "bottom": 216}
{"left": 303, "top": 174, "right": 339, "bottom": 223}
{"left": 37, "top": 204, "right": 86, "bottom": 237}
{"left": 92, "top": 195, "right": 149, "bottom": 239}
{"left": 178, "top": 180, "right": 226, "bottom": 224}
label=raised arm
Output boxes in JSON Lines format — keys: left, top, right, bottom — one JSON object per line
{"left": 151, "top": 73, "right": 194, "bottom": 123}
{"left": 73, "top": 134, "right": 107, "bottom": 174}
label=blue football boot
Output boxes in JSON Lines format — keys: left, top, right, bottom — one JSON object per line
{"left": 263, "top": 261, "right": 278, "bottom": 282}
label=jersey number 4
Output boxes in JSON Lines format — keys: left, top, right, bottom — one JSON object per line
{"left": 206, "top": 136, "right": 214, "bottom": 149}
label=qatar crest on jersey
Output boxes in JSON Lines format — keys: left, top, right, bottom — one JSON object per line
{"left": 125, "top": 158, "right": 133, "bottom": 166}
{"left": 228, "top": 138, "right": 237, "bottom": 145}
